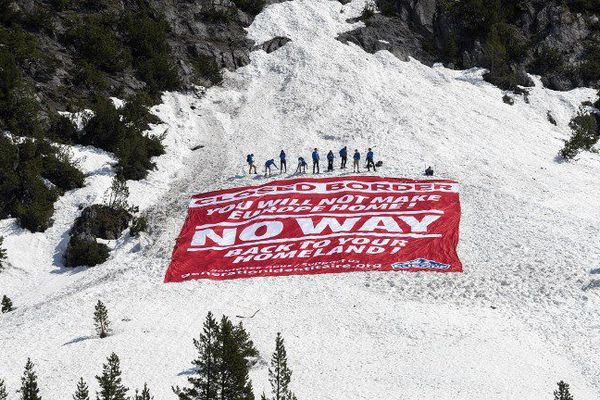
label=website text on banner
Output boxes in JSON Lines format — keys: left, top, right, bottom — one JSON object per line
{"left": 165, "top": 176, "right": 462, "bottom": 282}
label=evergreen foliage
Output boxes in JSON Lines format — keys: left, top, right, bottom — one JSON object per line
{"left": 66, "top": 16, "right": 131, "bottom": 74}
{"left": 133, "top": 383, "right": 153, "bottom": 400}
{"left": 554, "top": 381, "right": 574, "bottom": 400}
{"left": 94, "top": 300, "right": 111, "bottom": 338}
{"left": 18, "top": 359, "right": 41, "bottom": 400}
{"left": 560, "top": 110, "right": 599, "bottom": 159}
{"left": 191, "top": 54, "right": 223, "bottom": 86}
{"left": 0, "top": 378, "right": 7, "bottom": 400}
{"left": 174, "top": 312, "right": 258, "bottom": 400}
{"left": 0, "top": 135, "right": 85, "bottom": 232}
{"left": 81, "top": 97, "right": 165, "bottom": 181}
{"left": 64, "top": 236, "right": 110, "bottom": 268}
{"left": 121, "top": 11, "right": 180, "bottom": 94}
{"left": 266, "top": 333, "right": 297, "bottom": 400}
{"left": 73, "top": 378, "right": 90, "bottom": 400}
{"left": 0, "top": 236, "right": 6, "bottom": 270}
{"left": 231, "top": 0, "right": 266, "bottom": 15}
{"left": 96, "top": 353, "right": 129, "bottom": 400}
{"left": 1, "top": 295, "right": 13, "bottom": 313}
{"left": 129, "top": 216, "right": 148, "bottom": 237}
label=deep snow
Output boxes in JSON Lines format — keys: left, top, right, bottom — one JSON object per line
{"left": 1, "top": 0, "right": 600, "bottom": 398}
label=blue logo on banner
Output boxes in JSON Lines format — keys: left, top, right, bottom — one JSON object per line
{"left": 392, "top": 258, "right": 451, "bottom": 271}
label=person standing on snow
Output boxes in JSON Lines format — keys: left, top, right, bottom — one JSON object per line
{"left": 353, "top": 149, "right": 361, "bottom": 173}
{"left": 339, "top": 146, "right": 348, "bottom": 169}
{"left": 366, "top": 148, "right": 376, "bottom": 172}
{"left": 312, "top": 148, "right": 320, "bottom": 174}
{"left": 327, "top": 150, "right": 335, "bottom": 172}
{"left": 296, "top": 157, "right": 307, "bottom": 174}
{"left": 279, "top": 150, "right": 287, "bottom": 173}
{"left": 247, "top": 154, "right": 257, "bottom": 174}
{"left": 264, "top": 159, "right": 278, "bottom": 176}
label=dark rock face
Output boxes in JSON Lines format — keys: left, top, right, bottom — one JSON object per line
{"left": 340, "top": 0, "right": 600, "bottom": 91}
{"left": 4, "top": 0, "right": 291, "bottom": 118}
{"left": 254, "top": 36, "right": 292, "bottom": 53}
{"left": 338, "top": 14, "right": 435, "bottom": 64}
{"left": 70, "top": 205, "right": 132, "bottom": 241}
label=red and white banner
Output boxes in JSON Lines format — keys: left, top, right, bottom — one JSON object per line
{"left": 165, "top": 176, "right": 462, "bottom": 282}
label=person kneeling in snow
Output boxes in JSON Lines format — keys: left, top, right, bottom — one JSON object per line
{"left": 425, "top": 166, "right": 434, "bottom": 176}
{"left": 265, "top": 159, "right": 278, "bottom": 176}
{"left": 296, "top": 157, "right": 307, "bottom": 174}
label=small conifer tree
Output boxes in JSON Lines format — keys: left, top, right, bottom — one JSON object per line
{"left": 96, "top": 353, "right": 128, "bottom": 400}
{"left": 0, "top": 236, "right": 7, "bottom": 270}
{"left": 218, "top": 316, "right": 254, "bottom": 400}
{"left": 133, "top": 383, "right": 153, "bottom": 400}
{"left": 73, "top": 378, "right": 90, "bottom": 400}
{"left": 1, "top": 295, "right": 13, "bottom": 313}
{"left": 18, "top": 359, "right": 42, "bottom": 400}
{"left": 94, "top": 300, "right": 110, "bottom": 338}
{"left": 267, "top": 333, "right": 297, "bottom": 400}
{"left": 0, "top": 378, "right": 8, "bottom": 400}
{"left": 554, "top": 381, "right": 574, "bottom": 400}
{"left": 106, "top": 177, "right": 130, "bottom": 211}
{"left": 174, "top": 312, "right": 220, "bottom": 400}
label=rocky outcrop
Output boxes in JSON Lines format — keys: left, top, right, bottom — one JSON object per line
{"left": 70, "top": 205, "right": 132, "bottom": 241}
{"left": 339, "top": 0, "right": 600, "bottom": 91}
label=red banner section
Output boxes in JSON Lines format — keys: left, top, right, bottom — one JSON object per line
{"left": 165, "top": 176, "right": 462, "bottom": 282}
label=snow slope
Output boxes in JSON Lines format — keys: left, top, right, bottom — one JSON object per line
{"left": 2, "top": 0, "right": 600, "bottom": 398}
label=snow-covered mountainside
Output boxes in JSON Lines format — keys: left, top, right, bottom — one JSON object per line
{"left": 1, "top": 0, "right": 600, "bottom": 398}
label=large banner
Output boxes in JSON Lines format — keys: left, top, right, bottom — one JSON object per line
{"left": 165, "top": 176, "right": 462, "bottom": 282}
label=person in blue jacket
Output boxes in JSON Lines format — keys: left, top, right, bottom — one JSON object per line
{"left": 327, "top": 150, "right": 335, "bottom": 172}
{"left": 279, "top": 150, "right": 287, "bottom": 173}
{"left": 264, "top": 159, "right": 278, "bottom": 176}
{"left": 366, "top": 148, "right": 376, "bottom": 172}
{"left": 247, "top": 154, "right": 257, "bottom": 174}
{"left": 339, "top": 146, "right": 348, "bottom": 169}
{"left": 353, "top": 149, "right": 360, "bottom": 173}
{"left": 312, "top": 148, "right": 320, "bottom": 174}
{"left": 296, "top": 157, "right": 307, "bottom": 174}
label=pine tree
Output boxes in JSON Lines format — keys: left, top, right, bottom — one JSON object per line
{"left": 96, "top": 353, "right": 129, "bottom": 400}
{"left": 0, "top": 236, "right": 7, "bottom": 271}
{"left": 174, "top": 312, "right": 221, "bottom": 400}
{"left": 267, "top": 333, "right": 296, "bottom": 400}
{"left": 1, "top": 295, "right": 13, "bottom": 313}
{"left": 554, "top": 381, "right": 574, "bottom": 400}
{"left": 73, "top": 378, "right": 90, "bottom": 400}
{"left": 18, "top": 359, "right": 42, "bottom": 400}
{"left": 0, "top": 379, "right": 8, "bottom": 400}
{"left": 218, "top": 316, "right": 254, "bottom": 400}
{"left": 133, "top": 383, "right": 152, "bottom": 400}
{"left": 106, "top": 177, "right": 130, "bottom": 211}
{"left": 94, "top": 300, "right": 110, "bottom": 338}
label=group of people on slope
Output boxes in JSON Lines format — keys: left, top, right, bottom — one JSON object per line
{"left": 247, "top": 147, "right": 380, "bottom": 177}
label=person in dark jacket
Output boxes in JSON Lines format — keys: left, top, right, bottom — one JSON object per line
{"left": 279, "top": 150, "right": 287, "bottom": 173}
{"left": 366, "top": 148, "right": 376, "bottom": 172}
{"left": 353, "top": 150, "right": 360, "bottom": 173}
{"left": 425, "top": 166, "right": 434, "bottom": 176}
{"left": 264, "top": 159, "right": 278, "bottom": 176}
{"left": 312, "top": 148, "right": 320, "bottom": 174}
{"left": 339, "top": 146, "right": 348, "bottom": 169}
{"left": 247, "top": 154, "right": 257, "bottom": 174}
{"left": 327, "top": 150, "right": 335, "bottom": 172}
{"left": 296, "top": 157, "right": 307, "bottom": 174}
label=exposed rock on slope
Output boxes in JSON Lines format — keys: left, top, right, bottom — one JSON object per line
{"left": 339, "top": 0, "right": 600, "bottom": 91}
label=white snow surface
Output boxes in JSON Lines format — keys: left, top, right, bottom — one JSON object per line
{"left": 2, "top": 0, "right": 600, "bottom": 398}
